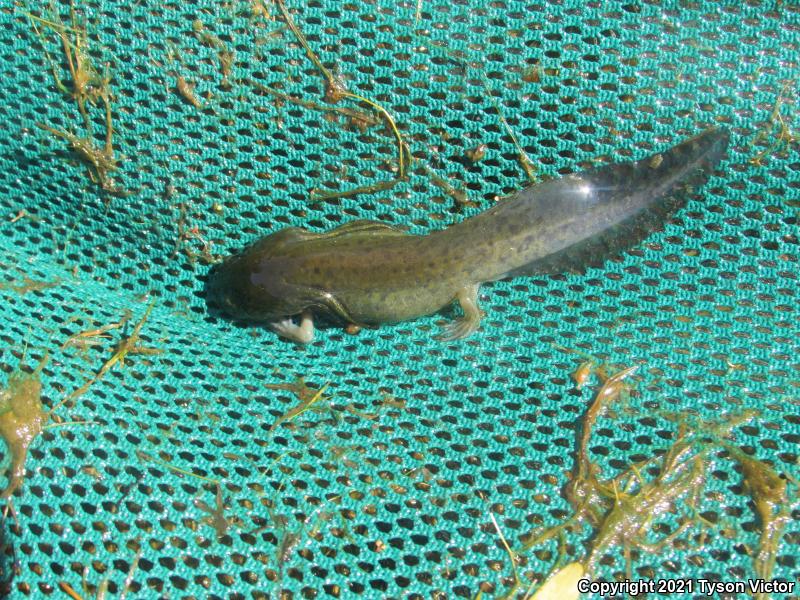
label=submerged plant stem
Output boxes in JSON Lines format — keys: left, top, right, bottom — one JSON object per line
{"left": 274, "top": 0, "right": 346, "bottom": 102}
{"left": 483, "top": 78, "right": 537, "bottom": 182}
{"left": 270, "top": 0, "right": 411, "bottom": 199}
{"left": 253, "top": 83, "right": 379, "bottom": 126}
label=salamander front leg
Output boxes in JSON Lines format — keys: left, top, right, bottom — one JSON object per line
{"left": 270, "top": 310, "right": 315, "bottom": 344}
{"left": 436, "top": 284, "right": 483, "bottom": 341}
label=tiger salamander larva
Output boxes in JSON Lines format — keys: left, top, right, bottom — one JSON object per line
{"left": 207, "top": 128, "right": 730, "bottom": 343}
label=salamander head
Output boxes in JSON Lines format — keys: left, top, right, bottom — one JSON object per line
{"left": 205, "top": 234, "right": 308, "bottom": 322}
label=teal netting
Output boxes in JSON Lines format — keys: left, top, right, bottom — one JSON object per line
{"left": 0, "top": 0, "right": 798, "bottom": 597}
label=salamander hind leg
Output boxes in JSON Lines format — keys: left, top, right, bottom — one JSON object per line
{"left": 436, "top": 284, "right": 483, "bottom": 341}
{"left": 270, "top": 311, "right": 315, "bottom": 344}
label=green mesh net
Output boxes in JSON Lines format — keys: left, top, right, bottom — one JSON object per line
{"left": 0, "top": 0, "right": 798, "bottom": 597}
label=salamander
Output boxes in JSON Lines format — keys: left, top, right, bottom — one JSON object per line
{"left": 207, "top": 128, "right": 730, "bottom": 343}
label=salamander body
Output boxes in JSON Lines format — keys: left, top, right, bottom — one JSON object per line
{"left": 207, "top": 128, "right": 730, "bottom": 343}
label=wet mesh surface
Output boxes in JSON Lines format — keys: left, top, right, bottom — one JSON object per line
{"left": 0, "top": 0, "right": 799, "bottom": 597}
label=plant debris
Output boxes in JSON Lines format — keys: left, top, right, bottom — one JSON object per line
{"left": 58, "top": 545, "right": 141, "bottom": 599}
{"left": 483, "top": 77, "right": 537, "bottom": 182}
{"left": 196, "top": 484, "right": 238, "bottom": 541}
{"left": 520, "top": 364, "right": 762, "bottom": 582}
{"left": 465, "top": 143, "right": 487, "bottom": 163}
{"left": 176, "top": 73, "right": 204, "bottom": 109}
{"left": 420, "top": 163, "right": 470, "bottom": 209}
{"left": 750, "top": 81, "right": 798, "bottom": 166}
{"left": 37, "top": 97, "right": 127, "bottom": 196}
{"left": 59, "top": 302, "right": 162, "bottom": 409}
{"left": 135, "top": 450, "right": 218, "bottom": 485}
{"left": 26, "top": 1, "right": 128, "bottom": 195}
{"left": 253, "top": 83, "right": 380, "bottom": 130}
{"left": 267, "top": 0, "right": 411, "bottom": 199}
{"left": 60, "top": 310, "right": 132, "bottom": 350}
{"left": 25, "top": 2, "right": 113, "bottom": 129}
{"left": 173, "top": 202, "right": 219, "bottom": 265}
{"left": 273, "top": 0, "right": 347, "bottom": 103}
{"left": 724, "top": 443, "right": 795, "bottom": 596}
{"left": 265, "top": 378, "right": 331, "bottom": 432}
{"left": 0, "top": 276, "right": 59, "bottom": 296}
{"left": 192, "top": 19, "right": 235, "bottom": 89}
{"left": 0, "top": 355, "right": 48, "bottom": 498}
